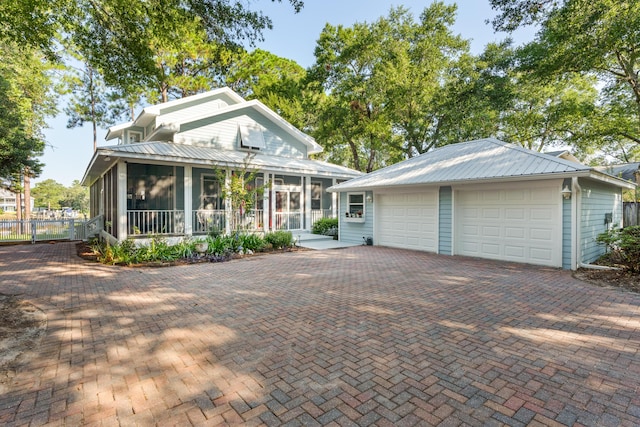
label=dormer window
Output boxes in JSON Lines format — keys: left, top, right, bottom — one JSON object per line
{"left": 238, "top": 123, "right": 266, "bottom": 150}
{"left": 128, "top": 131, "right": 142, "bottom": 143}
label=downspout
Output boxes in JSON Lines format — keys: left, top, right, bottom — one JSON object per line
{"left": 571, "top": 177, "right": 580, "bottom": 270}
{"left": 573, "top": 176, "right": 621, "bottom": 271}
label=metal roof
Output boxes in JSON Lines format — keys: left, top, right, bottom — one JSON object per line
{"left": 81, "top": 141, "right": 361, "bottom": 185}
{"left": 328, "top": 138, "right": 634, "bottom": 192}
{"left": 596, "top": 162, "right": 640, "bottom": 183}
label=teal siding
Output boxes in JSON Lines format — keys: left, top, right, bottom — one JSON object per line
{"left": 579, "top": 179, "right": 623, "bottom": 264}
{"left": 562, "top": 179, "right": 572, "bottom": 269}
{"left": 438, "top": 186, "right": 452, "bottom": 255}
{"left": 338, "top": 191, "right": 374, "bottom": 245}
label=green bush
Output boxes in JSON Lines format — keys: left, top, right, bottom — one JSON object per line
{"left": 596, "top": 226, "right": 640, "bottom": 272}
{"left": 238, "top": 233, "right": 265, "bottom": 252}
{"left": 312, "top": 217, "right": 339, "bottom": 235}
{"left": 264, "top": 230, "right": 293, "bottom": 249}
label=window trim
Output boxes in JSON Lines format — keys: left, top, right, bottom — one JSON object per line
{"left": 345, "top": 192, "right": 365, "bottom": 223}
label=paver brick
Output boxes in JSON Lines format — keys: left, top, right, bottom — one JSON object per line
{"left": 1, "top": 243, "right": 639, "bottom": 426}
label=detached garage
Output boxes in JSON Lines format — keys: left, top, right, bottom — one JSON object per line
{"left": 329, "top": 139, "right": 635, "bottom": 270}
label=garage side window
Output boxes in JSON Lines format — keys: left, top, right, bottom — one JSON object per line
{"left": 346, "top": 192, "right": 365, "bottom": 222}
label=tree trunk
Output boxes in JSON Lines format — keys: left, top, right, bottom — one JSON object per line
{"left": 24, "top": 173, "right": 31, "bottom": 220}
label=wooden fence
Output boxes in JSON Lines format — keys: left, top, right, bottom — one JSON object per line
{"left": 623, "top": 202, "right": 640, "bottom": 227}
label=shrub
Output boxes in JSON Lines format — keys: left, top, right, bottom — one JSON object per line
{"left": 312, "top": 217, "right": 339, "bottom": 235}
{"left": 264, "top": 230, "right": 293, "bottom": 249}
{"left": 238, "top": 233, "right": 265, "bottom": 253}
{"left": 596, "top": 226, "right": 640, "bottom": 272}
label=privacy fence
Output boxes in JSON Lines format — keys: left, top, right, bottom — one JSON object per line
{"left": 623, "top": 202, "right": 640, "bottom": 227}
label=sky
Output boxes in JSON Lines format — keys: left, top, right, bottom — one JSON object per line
{"left": 38, "top": 0, "right": 537, "bottom": 187}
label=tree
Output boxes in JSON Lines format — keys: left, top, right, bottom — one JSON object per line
{"left": 217, "top": 154, "right": 267, "bottom": 231}
{"left": 64, "top": 62, "right": 129, "bottom": 151}
{"left": 224, "top": 49, "right": 309, "bottom": 129}
{"left": 32, "top": 179, "right": 66, "bottom": 210}
{"left": 61, "top": 180, "right": 90, "bottom": 213}
{"left": 0, "top": 41, "right": 56, "bottom": 178}
{"left": 489, "top": 0, "right": 640, "bottom": 159}
{"left": 309, "top": 4, "right": 477, "bottom": 171}
{"left": 309, "top": 15, "right": 402, "bottom": 172}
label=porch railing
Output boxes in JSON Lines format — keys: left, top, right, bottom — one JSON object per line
{"left": 127, "top": 210, "right": 185, "bottom": 236}
{"left": 194, "top": 209, "right": 226, "bottom": 234}
{"left": 311, "top": 209, "right": 334, "bottom": 224}
{"left": 274, "top": 212, "right": 302, "bottom": 230}
{"left": 193, "top": 209, "right": 265, "bottom": 234}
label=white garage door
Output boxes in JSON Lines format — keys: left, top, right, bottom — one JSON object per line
{"left": 377, "top": 191, "right": 438, "bottom": 252}
{"left": 455, "top": 182, "right": 562, "bottom": 267}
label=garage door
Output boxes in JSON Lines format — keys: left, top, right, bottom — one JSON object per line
{"left": 377, "top": 191, "right": 438, "bottom": 252}
{"left": 455, "top": 182, "right": 562, "bottom": 267}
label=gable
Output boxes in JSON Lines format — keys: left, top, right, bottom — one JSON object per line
{"left": 174, "top": 108, "right": 310, "bottom": 158}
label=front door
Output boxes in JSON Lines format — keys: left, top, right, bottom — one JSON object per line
{"left": 274, "top": 188, "right": 301, "bottom": 230}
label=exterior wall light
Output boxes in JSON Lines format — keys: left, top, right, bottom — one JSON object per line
{"left": 366, "top": 194, "right": 373, "bottom": 203}
{"left": 561, "top": 185, "right": 572, "bottom": 200}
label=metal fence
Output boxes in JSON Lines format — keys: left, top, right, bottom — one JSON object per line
{"left": 0, "top": 217, "right": 102, "bottom": 243}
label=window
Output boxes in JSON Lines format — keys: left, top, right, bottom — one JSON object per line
{"left": 311, "top": 182, "right": 322, "bottom": 210}
{"left": 128, "top": 131, "right": 142, "bottom": 143}
{"left": 345, "top": 192, "right": 365, "bottom": 222}
{"left": 238, "top": 123, "right": 266, "bottom": 150}
{"left": 202, "top": 176, "right": 223, "bottom": 210}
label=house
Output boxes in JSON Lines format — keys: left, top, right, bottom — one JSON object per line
{"left": 328, "top": 138, "right": 636, "bottom": 270}
{"left": 0, "top": 185, "right": 34, "bottom": 213}
{"left": 81, "top": 88, "right": 361, "bottom": 243}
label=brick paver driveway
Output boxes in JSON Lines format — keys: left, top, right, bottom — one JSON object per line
{"left": 0, "top": 242, "right": 639, "bottom": 426}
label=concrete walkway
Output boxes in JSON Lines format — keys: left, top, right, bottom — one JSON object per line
{"left": 0, "top": 242, "right": 639, "bottom": 426}
{"left": 296, "top": 233, "right": 362, "bottom": 250}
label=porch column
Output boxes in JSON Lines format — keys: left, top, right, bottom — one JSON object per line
{"left": 269, "top": 174, "right": 276, "bottom": 231}
{"left": 225, "top": 169, "right": 232, "bottom": 235}
{"left": 332, "top": 178, "right": 338, "bottom": 218}
{"left": 305, "top": 175, "right": 312, "bottom": 230}
{"left": 184, "top": 166, "right": 192, "bottom": 237}
{"left": 262, "top": 172, "right": 269, "bottom": 233}
{"left": 117, "top": 161, "right": 128, "bottom": 240}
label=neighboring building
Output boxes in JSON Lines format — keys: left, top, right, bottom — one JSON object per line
{"left": 597, "top": 162, "right": 640, "bottom": 186}
{"left": 0, "top": 185, "right": 34, "bottom": 213}
{"left": 81, "top": 88, "right": 361, "bottom": 242}
{"left": 329, "top": 138, "right": 636, "bottom": 270}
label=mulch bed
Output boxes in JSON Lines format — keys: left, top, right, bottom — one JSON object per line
{"left": 573, "top": 268, "right": 640, "bottom": 294}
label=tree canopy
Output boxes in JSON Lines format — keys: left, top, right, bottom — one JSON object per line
{"left": 490, "top": 0, "right": 640, "bottom": 162}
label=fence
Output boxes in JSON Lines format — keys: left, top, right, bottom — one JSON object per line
{"left": 0, "top": 217, "right": 102, "bottom": 243}
{"left": 623, "top": 202, "right": 640, "bottom": 226}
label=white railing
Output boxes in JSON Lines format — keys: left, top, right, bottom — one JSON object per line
{"left": 0, "top": 219, "right": 86, "bottom": 243}
{"left": 232, "top": 209, "right": 264, "bottom": 232}
{"left": 84, "top": 215, "right": 103, "bottom": 239}
{"left": 274, "top": 212, "right": 302, "bottom": 230}
{"left": 193, "top": 209, "right": 226, "bottom": 234}
{"left": 311, "top": 209, "right": 334, "bottom": 224}
{"left": 193, "top": 209, "right": 265, "bottom": 234}
{"left": 127, "top": 210, "right": 185, "bottom": 236}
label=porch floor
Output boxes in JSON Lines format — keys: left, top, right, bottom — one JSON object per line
{"left": 295, "top": 232, "right": 362, "bottom": 250}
